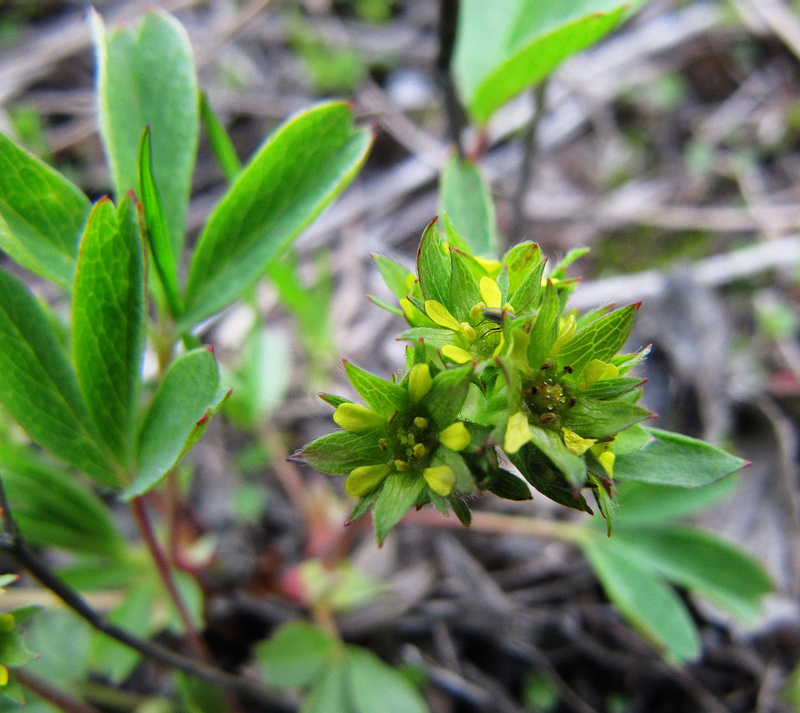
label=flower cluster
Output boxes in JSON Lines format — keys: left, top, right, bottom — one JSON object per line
{"left": 294, "top": 218, "right": 656, "bottom": 540}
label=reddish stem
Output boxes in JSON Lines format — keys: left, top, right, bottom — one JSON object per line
{"left": 130, "top": 496, "right": 213, "bottom": 663}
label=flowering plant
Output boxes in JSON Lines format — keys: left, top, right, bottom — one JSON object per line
{"left": 294, "top": 219, "right": 747, "bottom": 541}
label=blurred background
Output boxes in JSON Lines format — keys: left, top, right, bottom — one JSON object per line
{"left": 2, "top": 0, "right": 800, "bottom": 711}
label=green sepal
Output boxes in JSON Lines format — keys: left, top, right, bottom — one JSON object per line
{"left": 396, "top": 327, "right": 458, "bottom": 349}
{"left": 372, "top": 253, "right": 414, "bottom": 302}
{"left": 416, "top": 218, "right": 451, "bottom": 305}
{"left": 508, "top": 442, "right": 591, "bottom": 513}
{"left": 421, "top": 364, "right": 473, "bottom": 429}
{"left": 526, "top": 280, "right": 560, "bottom": 368}
{"left": 0, "top": 630, "right": 37, "bottom": 667}
{"left": 482, "top": 468, "right": 533, "bottom": 501}
{"left": 346, "top": 485, "right": 383, "bottom": 525}
{"left": 550, "top": 247, "right": 590, "bottom": 279}
{"left": 292, "top": 430, "right": 387, "bottom": 476}
{"left": 508, "top": 255, "right": 546, "bottom": 315}
{"left": 561, "top": 397, "right": 652, "bottom": 439}
{"left": 556, "top": 304, "right": 639, "bottom": 377}
{"left": 373, "top": 472, "right": 426, "bottom": 544}
{"left": 583, "top": 377, "right": 644, "bottom": 399}
{"left": 614, "top": 428, "right": 748, "bottom": 487}
{"left": 525, "top": 424, "right": 587, "bottom": 488}
{"left": 0, "top": 132, "right": 89, "bottom": 287}
{"left": 451, "top": 498, "right": 472, "bottom": 526}
{"left": 448, "top": 247, "right": 481, "bottom": 321}
{"left": 612, "top": 344, "right": 652, "bottom": 374}
{"left": 318, "top": 393, "right": 353, "bottom": 409}
{"left": 344, "top": 361, "right": 408, "bottom": 417}
{"left": 502, "top": 241, "right": 543, "bottom": 295}
{"left": 368, "top": 294, "right": 404, "bottom": 317}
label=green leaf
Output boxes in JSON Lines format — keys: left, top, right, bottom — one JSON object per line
{"left": 256, "top": 622, "right": 337, "bottom": 689}
{"left": 613, "top": 478, "right": 738, "bottom": 523}
{"left": 373, "top": 254, "right": 414, "bottom": 302}
{"left": 0, "top": 268, "right": 119, "bottom": 486}
{"left": 560, "top": 396, "right": 651, "bottom": 439}
{"left": 439, "top": 156, "right": 497, "bottom": 258}
{"left": 525, "top": 424, "right": 586, "bottom": 488}
{"left": 556, "top": 304, "right": 639, "bottom": 376}
{"left": 0, "top": 133, "right": 90, "bottom": 287}
{"left": 508, "top": 256, "right": 545, "bottom": 315}
{"left": 613, "top": 525, "right": 772, "bottom": 623}
{"left": 614, "top": 428, "right": 748, "bottom": 487}
{"left": 416, "top": 219, "right": 451, "bottom": 306}
{"left": 176, "top": 673, "right": 227, "bottom": 713}
{"left": 581, "top": 536, "right": 701, "bottom": 662}
{"left": 373, "top": 472, "right": 426, "bottom": 544}
{"left": 0, "top": 446, "right": 124, "bottom": 557}
{"left": 292, "top": 431, "right": 387, "bottom": 475}
{"left": 503, "top": 241, "right": 542, "bottom": 295}
{"left": 454, "top": 0, "right": 631, "bottom": 124}
{"left": 138, "top": 126, "right": 182, "bottom": 317}
{"left": 344, "top": 361, "right": 408, "bottom": 417}
{"left": 182, "top": 102, "right": 372, "bottom": 328}
{"left": 508, "top": 443, "right": 591, "bottom": 512}
{"left": 483, "top": 468, "right": 532, "bottom": 500}
{"left": 583, "top": 377, "right": 643, "bottom": 399}
{"left": 422, "top": 364, "right": 473, "bottom": 429}
{"left": 302, "top": 659, "right": 350, "bottom": 713}
{"left": 199, "top": 91, "right": 241, "bottom": 183}
{"left": 93, "top": 8, "right": 198, "bottom": 256}
{"left": 72, "top": 196, "right": 144, "bottom": 466}
{"left": 346, "top": 645, "right": 429, "bottom": 713}
{"left": 130, "top": 348, "right": 223, "bottom": 498}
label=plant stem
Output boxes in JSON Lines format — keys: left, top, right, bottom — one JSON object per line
{"left": 14, "top": 668, "right": 102, "bottom": 713}
{"left": 0, "top": 479, "right": 294, "bottom": 710}
{"left": 130, "top": 496, "right": 212, "bottom": 663}
{"left": 511, "top": 80, "right": 549, "bottom": 241}
{"left": 437, "top": 0, "right": 465, "bottom": 155}
{"left": 405, "top": 507, "right": 589, "bottom": 544}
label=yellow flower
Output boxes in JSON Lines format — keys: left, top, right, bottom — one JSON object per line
{"left": 423, "top": 465, "right": 456, "bottom": 496}
{"left": 333, "top": 403, "right": 384, "bottom": 432}
{"left": 346, "top": 464, "right": 391, "bottom": 496}
{"left": 479, "top": 276, "right": 502, "bottom": 309}
{"left": 562, "top": 428, "right": 597, "bottom": 456}
{"left": 442, "top": 345, "right": 474, "bottom": 364}
{"left": 408, "top": 363, "right": 433, "bottom": 403}
{"left": 504, "top": 411, "right": 532, "bottom": 453}
{"left": 439, "top": 422, "right": 471, "bottom": 451}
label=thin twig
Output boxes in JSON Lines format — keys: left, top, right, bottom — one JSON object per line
{"left": 511, "top": 80, "right": 548, "bottom": 241}
{"left": 130, "top": 496, "right": 213, "bottom": 663}
{"left": 14, "top": 668, "right": 102, "bottom": 713}
{"left": 0, "top": 478, "right": 294, "bottom": 711}
{"left": 437, "top": 0, "right": 465, "bottom": 155}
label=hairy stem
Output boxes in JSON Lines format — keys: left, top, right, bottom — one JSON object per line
{"left": 437, "top": 0, "right": 465, "bottom": 155}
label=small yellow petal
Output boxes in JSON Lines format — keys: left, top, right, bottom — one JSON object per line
{"left": 346, "top": 464, "right": 391, "bottom": 496}
{"left": 408, "top": 363, "right": 433, "bottom": 403}
{"left": 581, "top": 359, "right": 620, "bottom": 389}
{"left": 479, "top": 277, "right": 502, "bottom": 309}
{"left": 439, "top": 421, "right": 471, "bottom": 451}
{"left": 475, "top": 256, "right": 502, "bottom": 275}
{"left": 0, "top": 664, "right": 7, "bottom": 686}
{"left": 399, "top": 298, "right": 415, "bottom": 322}
{"left": 333, "top": 403, "right": 384, "bottom": 432}
{"left": 425, "top": 300, "right": 461, "bottom": 331}
{"left": 504, "top": 411, "right": 532, "bottom": 453}
{"left": 562, "top": 428, "right": 597, "bottom": 456}
{"left": 598, "top": 451, "right": 615, "bottom": 476}
{"left": 423, "top": 465, "right": 456, "bottom": 496}
{"left": 551, "top": 314, "right": 577, "bottom": 354}
{"left": 441, "top": 345, "right": 474, "bottom": 364}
